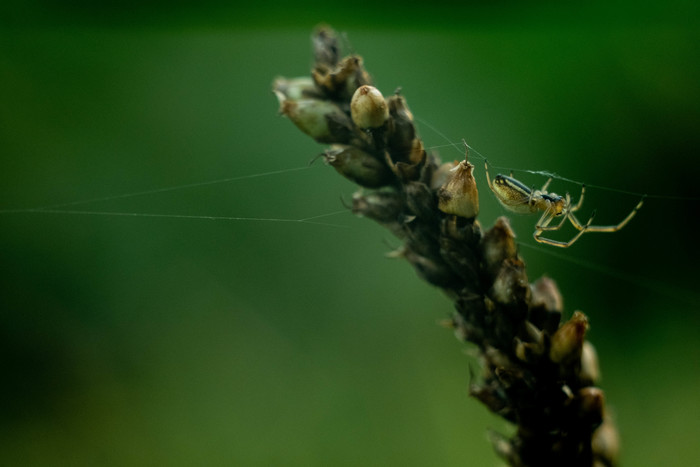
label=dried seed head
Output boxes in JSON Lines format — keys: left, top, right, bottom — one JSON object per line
{"left": 386, "top": 92, "right": 416, "bottom": 158}
{"left": 592, "top": 418, "right": 620, "bottom": 466}
{"left": 312, "top": 55, "right": 372, "bottom": 99}
{"left": 481, "top": 217, "right": 518, "bottom": 278}
{"left": 273, "top": 76, "right": 321, "bottom": 101}
{"left": 350, "top": 85, "right": 389, "bottom": 129}
{"left": 322, "top": 146, "right": 392, "bottom": 188}
{"left": 579, "top": 340, "right": 601, "bottom": 385}
{"left": 470, "top": 382, "right": 507, "bottom": 413}
{"left": 312, "top": 25, "right": 340, "bottom": 68}
{"left": 491, "top": 258, "right": 530, "bottom": 305}
{"left": 530, "top": 276, "right": 563, "bottom": 313}
{"left": 402, "top": 248, "right": 459, "bottom": 289}
{"left": 430, "top": 160, "right": 459, "bottom": 191}
{"left": 529, "top": 275, "right": 564, "bottom": 335}
{"left": 278, "top": 98, "right": 353, "bottom": 144}
{"left": 575, "top": 387, "right": 605, "bottom": 428}
{"left": 488, "top": 430, "right": 519, "bottom": 465}
{"left": 351, "top": 190, "right": 404, "bottom": 238}
{"left": 405, "top": 181, "right": 436, "bottom": 221}
{"left": 514, "top": 323, "right": 544, "bottom": 363}
{"left": 549, "top": 311, "right": 589, "bottom": 364}
{"left": 437, "top": 153, "right": 479, "bottom": 219}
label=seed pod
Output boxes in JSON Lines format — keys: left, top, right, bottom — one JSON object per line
{"left": 312, "top": 25, "right": 339, "bottom": 68}
{"left": 402, "top": 247, "right": 459, "bottom": 289}
{"left": 489, "top": 430, "right": 519, "bottom": 465}
{"left": 386, "top": 92, "right": 416, "bottom": 160}
{"left": 491, "top": 258, "right": 530, "bottom": 306}
{"left": 549, "top": 311, "right": 589, "bottom": 364}
{"left": 514, "top": 323, "right": 544, "bottom": 363}
{"left": 574, "top": 387, "right": 605, "bottom": 429}
{"left": 438, "top": 156, "right": 479, "bottom": 219}
{"left": 312, "top": 55, "right": 372, "bottom": 100}
{"left": 481, "top": 217, "right": 518, "bottom": 279}
{"left": 322, "top": 146, "right": 392, "bottom": 188}
{"left": 350, "top": 85, "right": 389, "bottom": 129}
{"left": 272, "top": 76, "right": 321, "bottom": 101}
{"left": 592, "top": 417, "right": 620, "bottom": 466}
{"left": 405, "top": 181, "right": 436, "bottom": 221}
{"left": 277, "top": 97, "right": 353, "bottom": 144}
{"left": 351, "top": 190, "right": 404, "bottom": 238}
{"left": 579, "top": 340, "right": 601, "bottom": 385}
{"left": 430, "top": 160, "right": 459, "bottom": 191}
{"left": 529, "top": 276, "right": 563, "bottom": 335}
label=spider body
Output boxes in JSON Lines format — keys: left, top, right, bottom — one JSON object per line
{"left": 484, "top": 161, "right": 643, "bottom": 248}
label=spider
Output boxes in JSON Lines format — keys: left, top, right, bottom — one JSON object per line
{"left": 484, "top": 160, "right": 644, "bottom": 247}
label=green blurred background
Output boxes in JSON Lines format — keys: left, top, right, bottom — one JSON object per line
{"left": 1, "top": 1, "right": 699, "bottom": 465}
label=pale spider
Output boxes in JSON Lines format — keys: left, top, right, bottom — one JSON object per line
{"left": 484, "top": 160, "right": 644, "bottom": 247}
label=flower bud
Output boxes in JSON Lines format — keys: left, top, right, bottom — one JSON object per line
{"left": 549, "top": 311, "right": 589, "bottom": 364}
{"left": 402, "top": 247, "right": 459, "bottom": 289}
{"left": 313, "top": 55, "right": 372, "bottom": 100}
{"left": 273, "top": 76, "right": 320, "bottom": 101}
{"left": 321, "top": 145, "right": 392, "bottom": 188}
{"left": 437, "top": 154, "right": 479, "bottom": 219}
{"left": 491, "top": 258, "right": 530, "bottom": 306}
{"left": 481, "top": 217, "right": 518, "bottom": 279}
{"left": 514, "top": 322, "right": 544, "bottom": 363}
{"left": 278, "top": 98, "right": 353, "bottom": 144}
{"left": 592, "top": 418, "right": 620, "bottom": 466}
{"left": 312, "top": 25, "right": 339, "bottom": 68}
{"left": 529, "top": 276, "right": 563, "bottom": 335}
{"left": 430, "top": 160, "right": 459, "bottom": 191}
{"left": 386, "top": 92, "right": 416, "bottom": 160}
{"left": 350, "top": 85, "right": 389, "bottom": 129}
{"left": 579, "top": 340, "right": 601, "bottom": 385}
{"left": 351, "top": 190, "right": 404, "bottom": 238}
{"left": 574, "top": 387, "right": 605, "bottom": 430}
{"left": 405, "top": 181, "right": 436, "bottom": 221}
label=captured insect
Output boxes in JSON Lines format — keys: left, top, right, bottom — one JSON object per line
{"left": 484, "top": 160, "right": 644, "bottom": 247}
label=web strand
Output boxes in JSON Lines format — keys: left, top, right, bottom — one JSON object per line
{"left": 4, "top": 207, "right": 351, "bottom": 228}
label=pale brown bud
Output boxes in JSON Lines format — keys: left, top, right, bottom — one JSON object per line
{"left": 579, "top": 340, "right": 601, "bottom": 385}
{"left": 549, "top": 311, "right": 589, "bottom": 364}
{"left": 491, "top": 258, "right": 530, "bottom": 305}
{"left": 272, "top": 76, "right": 320, "bottom": 101}
{"left": 351, "top": 190, "right": 404, "bottom": 238}
{"left": 322, "top": 146, "right": 392, "bottom": 188}
{"left": 312, "top": 55, "right": 372, "bottom": 99}
{"left": 437, "top": 155, "right": 479, "bottom": 219}
{"left": 430, "top": 160, "right": 459, "bottom": 191}
{"left": 278, "top": 98, "right": 353, "bottom": 144}
{"left": 386, "top": 92, "right": 416, "bottom": 159}
{"left": 401, "top": 248, "right": 459, "bottom": 289}
{"left": 350, "top": 85, "right": 389, "bottom": 129}
{"left": 514, "top": 322, "right": 544, "bottom": 363}
{"left": 575, "top": 387, "right": 605, "bottom": 429}
{"left": 481, "top": 217, "right": 518, "bottom": 278}
{"left": 530, "top": 276, "right": 563, "bottom": 313}
{"left": 312, "top": 25, "right": 339, "bottom": 67}
{"left": 592, "top": 418, "right": 620, "bottom": 466}
{"left": 529, "top": 275, "right": 563, "bottom": 335}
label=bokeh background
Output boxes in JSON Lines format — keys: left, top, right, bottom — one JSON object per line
{"left": 2, "top": 1, "right": 699, "bottom": 465}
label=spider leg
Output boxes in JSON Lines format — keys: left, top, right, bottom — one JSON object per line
{"left": 536, "top": 208, "right": 569, "bottom": 232}
{"left": 484, "top": 160, "right": 494, "bottom": 191}
{"left": 534, "top": 212, "right": 596, "bottom": 248}
{"left": 570, "top": 197, "right": 644, "bottom": 233}
{"left": 569, "top": 185, "right": 586, "bottom": 213}
{"left": 540, "top": 177, "right": 553, "bottom": 193}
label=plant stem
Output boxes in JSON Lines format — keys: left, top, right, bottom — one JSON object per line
{"left": 273, "top": 26, "right": 619, "bottom": 467}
